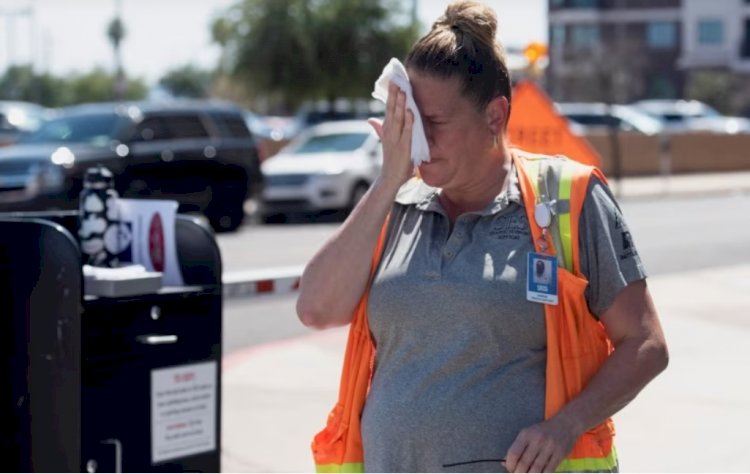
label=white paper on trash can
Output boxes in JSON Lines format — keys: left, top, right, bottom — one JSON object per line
{"left": 117, "top": 199, "right": 184, "bottom": 287}
{"left": 151, "top": 361, "right": 217, "bottom": 463}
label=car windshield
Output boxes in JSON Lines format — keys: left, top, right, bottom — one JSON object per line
{"left": 20, "top": 113, "right": 122, "bottom": 145}
{"left": 0, "top": 104, "right": 47, "bottom": 132}
{"left": 616, "top": 108, "right": 663, "bottom": 134}
{"left": 292, "top": 132, "right": 369, "bottom": 154}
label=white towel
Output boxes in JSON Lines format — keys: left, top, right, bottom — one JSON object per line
{"left": 371, "top": 58, "right": 430, "bottom": 166}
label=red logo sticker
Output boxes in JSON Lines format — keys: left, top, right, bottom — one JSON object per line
{"left": 149, "top": 213, "right": 165, "bottom": 272}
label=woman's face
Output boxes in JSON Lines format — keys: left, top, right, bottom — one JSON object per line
{"left": 409, "top": 70, "right": 494, "bottom": 190}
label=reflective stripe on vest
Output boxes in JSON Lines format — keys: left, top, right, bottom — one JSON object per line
{"left": 557, "top": 445, "right": 618, "bottom": 473}
{"left": 513, "top": 151, "right": 618, "bottom": 473}
{"left": 524, "top": 156, "right": 576, "bottom": 273}
{"left": 316, "top": 462, "right": 364, "bottom": 473}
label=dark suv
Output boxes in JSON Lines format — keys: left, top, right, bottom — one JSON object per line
{"left": 0, "top": 100, "right": 263, "bottom": 231}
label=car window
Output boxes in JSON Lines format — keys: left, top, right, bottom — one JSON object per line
{"left": 293, "top": 133, "right": 369, "bottom": 154}
{"left": 565, "top": 114, "right": 614, "bottom": 127}
{"left": 0, "top": 105, "right": 46, "bottom": 132}
{"left": 133, "top": 117, "right": 172, "bottom": 141}
{"left": 216, "top": 114, "right": 252, "bottom": 138}
{"left": 20, "top": 113, "right": 121, "bottom": 145}
{"left": 164, "top": 114, "right": 210, "bottom": 139}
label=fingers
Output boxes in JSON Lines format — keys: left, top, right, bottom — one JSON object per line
{"left": 386, "top": 81, "right": 398, "bottom": 119}
{"left": 506, "top": 422, "right": 573, "bottom": 473}
{"left": 403, "top": 109, "right": 414, "bottom": 139}
{"left": 368, "top": 118, "right": 384, "bottom": 139}
{"left": 529, "top": 447, "right": 553, "bottom": 473}
{"left": 384, "top": 81, "right": 408, "bottom": 140}
{"left": 505, "top": 434, "right": 528, "bottom": 472}
{"left": 393, "top": 88, "right": 405, "bottom": 131}
{"left": 541, "top": 452, "right": 564, "bottom": 473}
{"left": 378, "top": 81, "right": 414, "bottom": 188}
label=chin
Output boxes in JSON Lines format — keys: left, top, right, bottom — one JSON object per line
{"left": 418, "top": 164, "right": 448, "bottom": 188}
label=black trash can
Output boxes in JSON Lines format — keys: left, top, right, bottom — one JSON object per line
{"left": 0, "top": 210, "right": 223, "bottom": 472}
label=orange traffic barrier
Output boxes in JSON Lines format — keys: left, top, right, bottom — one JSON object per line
{"left": 508, "top": 80, "right": 601, "bottom": 168}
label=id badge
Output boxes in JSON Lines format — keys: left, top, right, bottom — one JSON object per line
{"left": 526, "top": 252, "right": 558, "bottom": 305}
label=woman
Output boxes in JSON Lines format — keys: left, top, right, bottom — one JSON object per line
{"left": 297, "top": 1, "right": 669, "bottom": 472}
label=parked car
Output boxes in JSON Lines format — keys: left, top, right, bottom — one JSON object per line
{"left": 555, "top": 102, "right": 664, "bottom": 135}
{"left": 244, "top": 111, "right": 298, "bottom": 142}
{"left": 0, "top": 100, "right": 263, "bottom": 231}
{"left": 632, "top": 99, "right": 750, "bottom": 134}
{"left": 0, "top": 101, "right": 53, "bottom": 147}
{"left": 261, "top": 120, "right": 381, "bottom": 220}
{"left": 291, "top": 98, "right": 385, "bottom": 135}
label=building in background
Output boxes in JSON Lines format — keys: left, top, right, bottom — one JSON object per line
{"left": 547, "top": 0, "right": 750, "bottom": 115}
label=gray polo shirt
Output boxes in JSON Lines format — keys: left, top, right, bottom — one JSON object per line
{"left": 361, "top": 163, "right": 646, "bottom": 473}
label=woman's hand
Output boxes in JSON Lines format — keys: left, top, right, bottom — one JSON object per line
{"left": 504, "top": 414, "right": 580, "bottom": 473}
{"left": 368, "top": 81, "right": 416, "bottom": 191}
{"left": 503, "top": 281, "right": 668, "bottom": 472}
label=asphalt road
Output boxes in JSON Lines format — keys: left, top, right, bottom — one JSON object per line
{"left": 220, "top": 193, "right": 750, "bottom": 355}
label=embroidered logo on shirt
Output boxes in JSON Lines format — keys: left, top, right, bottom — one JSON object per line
{"left": 489, "top": 215, "right": 529, "bottom": 240}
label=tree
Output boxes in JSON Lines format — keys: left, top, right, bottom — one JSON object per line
{"left": 213, "top": 0, "right": 418, "bottom": 112}
{"left": 211, "top": 16, "right": 234, "bottom": 76}
{"left": 0, "top": 66, "right": 147, "bottom": 106}
{"left": 107, "top": 16, "right": 127, "bottom": 99}
{"left": 312, "top": 0, "right": 418, "bottom": 102}
{"left": 217, "top": 0, "right": 315, "bottom": 110}
{"left": 159, "top": 65, "right": 214, "bottom": 98}
{"left": 0, "top": 65, "right": 71, "bottom": 106}
{"left": 68, "top": 68, "right": 148, "bottom": 104}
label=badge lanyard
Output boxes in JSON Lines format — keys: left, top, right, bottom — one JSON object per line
{"left": 526, "top": 171, "right": 559, "bottom": 305}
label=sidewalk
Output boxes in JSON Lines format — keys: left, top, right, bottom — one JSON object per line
{"left": 609, "top": 169, "right": 750, "bottom": 200}
{"left": 220, "top": 264, "right": 750, "bottom": 472}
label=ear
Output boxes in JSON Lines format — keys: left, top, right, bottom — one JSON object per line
{"left": 485, "top": 96, "right": 510, "bottom": 135}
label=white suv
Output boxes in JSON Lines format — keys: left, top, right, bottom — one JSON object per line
{"left": 261, "top": 120, "right": 381, "bottom": 221}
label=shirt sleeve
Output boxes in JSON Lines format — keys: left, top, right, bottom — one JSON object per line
{"left": 578, "top": 176, "right": 648, "bottom": 317}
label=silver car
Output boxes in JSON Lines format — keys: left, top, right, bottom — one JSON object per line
{"left": 555, "top": 102, "right": 664, "bottom": 135}
{"left": 261, "top": 120, "right": 382, "bottom": 219}
{"left": 633, "top": 99, "right": 750, "bottom": 134}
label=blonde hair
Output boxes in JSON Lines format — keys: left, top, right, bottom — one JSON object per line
{"left": 406, "top": 1, "right": 511, "bottom": 114}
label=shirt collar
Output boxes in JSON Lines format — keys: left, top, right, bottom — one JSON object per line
{"left": 395, "top": 161, "right": 522, "bottom": 216}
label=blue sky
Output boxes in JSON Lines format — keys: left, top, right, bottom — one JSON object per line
{"left": 0, "top": 0, "right": 546, "bottom": 85}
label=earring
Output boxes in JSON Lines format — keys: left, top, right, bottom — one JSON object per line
{"left": 493, "top": 134, "right": 499, "bottom": 148}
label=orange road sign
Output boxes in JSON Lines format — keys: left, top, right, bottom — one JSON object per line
{"left": 508, "top": 80, "right": 601, "bottom": 168}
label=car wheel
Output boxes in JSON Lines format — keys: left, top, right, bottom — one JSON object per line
{"left": 206, "top": 183, "right": 246, "bottom": 232}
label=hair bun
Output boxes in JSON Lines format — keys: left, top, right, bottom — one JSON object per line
{"left": 435, "top": 0, "right": 498, "bottom": 45}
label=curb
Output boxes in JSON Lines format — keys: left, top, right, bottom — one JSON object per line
{"left": 223, "top": 265, "right": 304, "bottom": 299}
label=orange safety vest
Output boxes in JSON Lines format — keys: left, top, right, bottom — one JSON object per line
{"left": 312, "top": 152, "right": 617, "bottom": 473}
